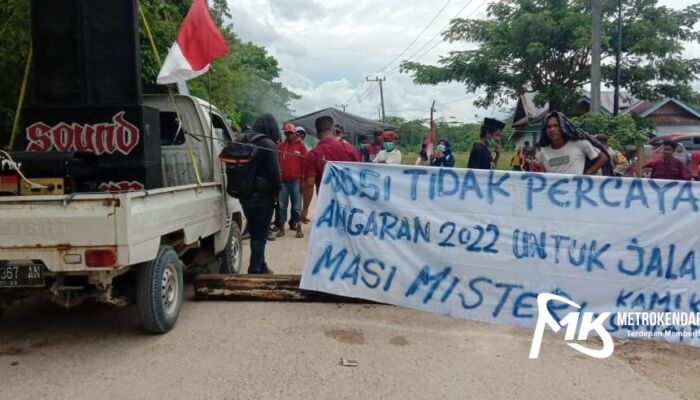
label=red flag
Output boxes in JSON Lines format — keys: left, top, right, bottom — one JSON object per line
{"left": 424, "top": 128, "right": 436, "bottom": 158}
{"left": 157, "top": 0, "right": 229, "bottom": 84}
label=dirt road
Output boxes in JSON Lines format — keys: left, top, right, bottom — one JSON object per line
{"left": 1, "top": 222, "right": 699, "bottom": 399}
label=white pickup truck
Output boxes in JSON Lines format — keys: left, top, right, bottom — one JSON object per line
{"left": 0, "top": 94, "right": 244, "bottom": 333}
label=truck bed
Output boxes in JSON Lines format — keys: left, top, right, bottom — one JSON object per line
{"left": 0, "top": 183, "right": 225, "bottom": 272}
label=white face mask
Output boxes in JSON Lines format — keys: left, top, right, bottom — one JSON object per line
{"left": 437, "top": 144, "right": 446, "bottom": 152}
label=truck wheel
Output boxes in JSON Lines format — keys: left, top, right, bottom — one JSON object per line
{"left": 219, "top": 221, "right": 243, "bottom": 274}
{"left": 136, "top": 246, "right": 184, "bottom": 334}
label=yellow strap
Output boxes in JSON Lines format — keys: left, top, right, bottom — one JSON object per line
{"left": 137, "top": 0, "right": 203, "bottom": 186}
{"left": 9, "top": 45, "right": 32, "bottom": 151}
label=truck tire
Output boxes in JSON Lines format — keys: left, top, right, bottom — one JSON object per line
{"left": 219, "top": 220, "right": 243, "bottom": 274}
{"left": 136, "top": 245, "right": 184, "bottom": 334}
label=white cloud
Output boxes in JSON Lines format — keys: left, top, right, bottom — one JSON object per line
{"left": 268, "top": 0, "right": 325, "bottom": 21}
{"left": 227, "top": 0, "right": 699, "bottom": 124}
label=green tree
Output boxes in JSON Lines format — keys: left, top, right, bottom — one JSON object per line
{"left": 401, "top": 0, "right": 700, "bottom": 112}
{"left": 572, "top": 112, "right": 650, "bottom": 152}
{"left": 0, "top": 0, "right": 298, "bottom": 147}
{"left": 0, "top": 0, "right": 30, "bottom": 147}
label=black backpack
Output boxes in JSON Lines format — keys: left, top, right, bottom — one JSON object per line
{"left": 219, "top": 132, "right": 265, "bottom": 198}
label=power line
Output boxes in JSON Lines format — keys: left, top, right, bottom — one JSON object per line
{"left": 384, "top": 94, "right": 479, "bottom": 113}
{"left": 375, "top": 0, "right": 454, "bottom": 74}
{"left": 356, "top": 83, "right": 378, "bottom": 103}
{"left": 346, "top": 0, "right": 456, "bottom": 105}
{"left": 347, "top": 0, "right": 490, "bottom": 105}
{"left": 386, "top": 0, "right": 488, "bottom": 76}
{"left": 344, "top": 81, "right": 368, "bottom": 104}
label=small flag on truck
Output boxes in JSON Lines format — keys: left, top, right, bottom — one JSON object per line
{"left": 157, "top": 0, "right": 229, "bottom": 84}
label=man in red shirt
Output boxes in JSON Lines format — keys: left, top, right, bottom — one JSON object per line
{"left": 301, "top": 116, "right": 361, "bottom": 223}
{"left": 651, "top": 140, "right": 692, "bottom": 181}
{"left": 366, "top": 129, "right": 384, "bottom": 161}
{"left": 276, "top": 122, "right": 307, "bottom": 238}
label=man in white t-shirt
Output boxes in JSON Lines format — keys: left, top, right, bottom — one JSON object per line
{"left": 536, "top": 112, "right": 608, "bottom": 175}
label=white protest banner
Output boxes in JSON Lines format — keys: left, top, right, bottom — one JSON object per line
{"left": 300, "top": 162, "right": 700, "bottom": 347}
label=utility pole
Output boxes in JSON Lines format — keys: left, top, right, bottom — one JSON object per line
{"left": 335, "top": 104, "right": 348, "bottom": 112}
{"left": 591, "top": 0, "right": 602, "bottom": 113}
{"left": 613, "top": 0, "right": 622, "bottom": 116}
{"left": 367, "top": 76, "right": 386, "bottom": 121}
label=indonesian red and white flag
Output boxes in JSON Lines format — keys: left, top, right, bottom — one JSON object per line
{"left": 157, "top": 0, "right": 229, "bottom": 85}
{"left": 424, "top": 128, "right": 436, "bottom": 158}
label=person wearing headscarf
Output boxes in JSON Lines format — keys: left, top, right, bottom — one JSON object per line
{"left": 431, "top": 139, "right": 455, "bottom": 167}
{"left": 536, "top": 111, "right": 611, "bottom": 175}
{"left": 240, "top": 113, "right": 283, "bottom": 274}
{"left": 373, "top": 131, "right": 402, "bottom": 164}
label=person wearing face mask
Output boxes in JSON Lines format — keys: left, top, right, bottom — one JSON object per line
{"left": 468, "top": 118, "right": 505, "bottom": 170}
{"left": 357, "top": 134, "right": 372, "bottom": 162}
{"left": 276, "top": 122, "right": 307, "bottom": 238}
{"left": 366, "top": 129, "right": 384, "bottom": 161}
{"left": 373, "top": 130, "right": 402, "bottom": 164}
{"left": 431, "top": 139, "right": 455, "bottom": 167}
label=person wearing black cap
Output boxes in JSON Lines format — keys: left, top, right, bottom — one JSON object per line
{"left": 467, "top": 118, "right": 504, "bottom": 170}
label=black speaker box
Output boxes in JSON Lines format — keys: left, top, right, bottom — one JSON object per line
{"left": 29, "top": 0, "right": 141, "bottom": 106}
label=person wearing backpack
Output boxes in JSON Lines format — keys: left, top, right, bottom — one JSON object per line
{"left": 238, "top": 113, "right": 283, "bottom": 274}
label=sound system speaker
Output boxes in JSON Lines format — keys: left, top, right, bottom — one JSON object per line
{"left": 29, "top": 0, "right": 141, "bottom": 106}
{"left": 22, "top": 106, "right": 163, "bottom": 192}
{"left": 23, "top": 0, "right": 164, "bottom": 193}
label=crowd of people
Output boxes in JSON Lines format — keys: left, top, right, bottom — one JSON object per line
{"left": 234, "top": 109, "right": 693, "bottom": 275}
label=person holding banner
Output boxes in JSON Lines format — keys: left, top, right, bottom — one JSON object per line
{"left": 431, "top": 139, "right": 455, "bottom": 167}
{"left": 536, "top": 111, "right": 610, "bottom": 175}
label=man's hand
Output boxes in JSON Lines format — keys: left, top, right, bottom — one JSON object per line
{"left": 435, "top": 151, "right": 444, "bottom": 159}
{"left": 301, "top": 176, "right": 315, "bottom": 224}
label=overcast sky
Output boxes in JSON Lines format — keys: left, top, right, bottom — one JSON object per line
{"left": 226, "top": 0, "right": 700, "bottom": 123}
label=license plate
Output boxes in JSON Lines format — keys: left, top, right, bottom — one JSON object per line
{"left": 0, "top": 264, "right": 45, "bottom": 288}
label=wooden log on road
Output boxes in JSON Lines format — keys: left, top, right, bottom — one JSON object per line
{"left": 194, "top": 274, "right": 375, "bottom": 303}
